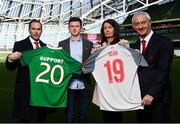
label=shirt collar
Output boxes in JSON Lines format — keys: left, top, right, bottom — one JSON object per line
{"left": 29, "top": 36, "right": 39, "bottom": 43}
{"left": 70, "top": 36, "right": 82, "bottom": 42}
{"left": 140, "top": 30, "right": 153, "bottom": 42}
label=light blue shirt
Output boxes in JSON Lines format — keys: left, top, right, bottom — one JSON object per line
{"left": 68, "top": 37, "right": 85, "bottom": 90}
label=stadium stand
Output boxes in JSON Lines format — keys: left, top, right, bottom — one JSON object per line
{"left": 120, "top": 0, "right": 180, "bottom": 48}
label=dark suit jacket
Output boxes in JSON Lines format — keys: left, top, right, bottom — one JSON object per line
{"left": 130, "top": 33, "right": 174, "bottom": 103}
{"left": 58, "top": 37, "right": 93, "bottom": 90}
{"left": 5, "top": 36, "right": 46, "bottom": 121}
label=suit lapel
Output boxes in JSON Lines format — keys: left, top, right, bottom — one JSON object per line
{"left": 82, "top": 39, "right": 87, "bottom": 62}
{"left": 39, "top": 40, "right": 46, "bottom": 47}
{"left": 145, "top": 33, "right": 157, "bottom": 53}
{"left": 136, "top": 39, "right": 141, "bottom": 51}
{"left": 25, "top": 37, "right": 34, "bottom": 50}
{"left": 65, "top": 38, "right": 71, "bottom": 54}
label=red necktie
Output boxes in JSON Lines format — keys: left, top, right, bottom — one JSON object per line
{"left": 34, "top": 40, "right": 40, "bottom": 49}
{"left": 141, "top": 40, "right": 146, "bottom": 53}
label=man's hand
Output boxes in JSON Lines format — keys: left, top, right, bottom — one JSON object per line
{"left": 142, "top": 94, "right": 154, "bottom": 105}
{"left": 8, "top": 51, "right": 22, "bottom": 61}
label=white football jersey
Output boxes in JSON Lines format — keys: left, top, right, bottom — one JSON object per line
{"left": 82, "top": 43, "right": 148, "bottom": 111}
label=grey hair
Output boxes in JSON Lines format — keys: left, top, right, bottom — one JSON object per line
{"left": 132, "top": 11, "right": 151, "bottom": 23}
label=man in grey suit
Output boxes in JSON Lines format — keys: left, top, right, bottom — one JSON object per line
{"left": 58, "top": 17, "right": 93, "bottom": 122}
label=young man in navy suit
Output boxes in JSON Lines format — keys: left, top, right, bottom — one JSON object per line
{"left": 6, "top": 19, "right": 47, "bottom": 122}
{"left": 130, "top": 11, "right": 174, "bottom": 122}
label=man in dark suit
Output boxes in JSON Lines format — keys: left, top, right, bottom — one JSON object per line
{"left": 6, "top": 19, "right": 47, "bottom": 122}
{"left": 58, "top": 17, "right": 93, "bottom": 122}
{"left": 130, "top": 11, "right": 174, "bottom": 122}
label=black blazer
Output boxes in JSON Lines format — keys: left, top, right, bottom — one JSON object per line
{"left": 58, "top": 37, "right": 93, "bottom": 90}
{"left": 5, "top": 36, "right": 46, "bottom": 121}
{"left": 130, "top": 33, "right": 174, "bottom": 103}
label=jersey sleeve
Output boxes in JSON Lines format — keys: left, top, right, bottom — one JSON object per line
{"left": 82, "top": 48, "right": 104, "bottom": 74}
{"left": 126, "top": 46, "right": 148, "bottom": 67}
{"left": 69, "top": 59, "right": 82, "bottom": 75}
{"left": 20, "top": 50, "right": 34, "bottom": 66}
{"left": 61, "top": 50, "right": 82, "bottom": 75}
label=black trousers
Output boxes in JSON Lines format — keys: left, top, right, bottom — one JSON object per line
{"left": 102, "top": 110, "right": 123, "bottom": 123}
{"left": 15, "top": 107, "right": 47, "bottom": 123}
{"left": 136, "top": 102, "right": 170, "bottom": 123}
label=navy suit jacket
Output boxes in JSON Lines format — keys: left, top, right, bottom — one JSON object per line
{"left": 130, "top": 33, "right": 174, "bottom": 103}
{"left": 5, "top": 36, "right": 46, "bottom": 121}
{"left": 58, "top": 37, "right": 93, "bottom": 90}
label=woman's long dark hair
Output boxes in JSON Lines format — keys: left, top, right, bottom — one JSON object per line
{"left": 100, "top": 19, "right": 120, "bottom": 45}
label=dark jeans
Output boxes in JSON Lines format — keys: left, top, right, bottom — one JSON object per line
{"left": 102, "top": 110, "right": 123, "bottom": 123}
{"left": 66, "top": 88, "right": 90, "bottom": 123}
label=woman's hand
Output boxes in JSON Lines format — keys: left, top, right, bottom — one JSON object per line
{"left": 91, "top": 43, "right": 105, "bottom": 53}
{"left": 119, "top": 39, "right": 129, "bottom": 47}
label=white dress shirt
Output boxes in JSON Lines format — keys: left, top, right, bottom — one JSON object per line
{"left": 29, "top": 36, "right": 40, "bottom": 49}
{"left": 68, "top": 37, "right": 85, "bottom": 90}
{"left": 140, "top": 30, "right": 153, "bottom": 53}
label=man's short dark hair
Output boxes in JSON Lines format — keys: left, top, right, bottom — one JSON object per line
{"left": 68, "top": 17, "right": 82, "bottom": 27}
{"left": 29, "top": 19, "right": 42, "bottom": 29}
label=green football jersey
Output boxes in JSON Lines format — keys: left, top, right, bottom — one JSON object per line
{"left": 20, "top": 46, "right": 82, "bottom": 108}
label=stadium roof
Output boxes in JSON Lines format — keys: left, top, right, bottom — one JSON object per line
{"left": 0, "top": 0, "right": 172, "bottom": 49}
{"left": 122, "top": 0, "right": 179, "bottom": 26}
{"left": 0, "top": 0, "right": 169, "bottom": 30}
